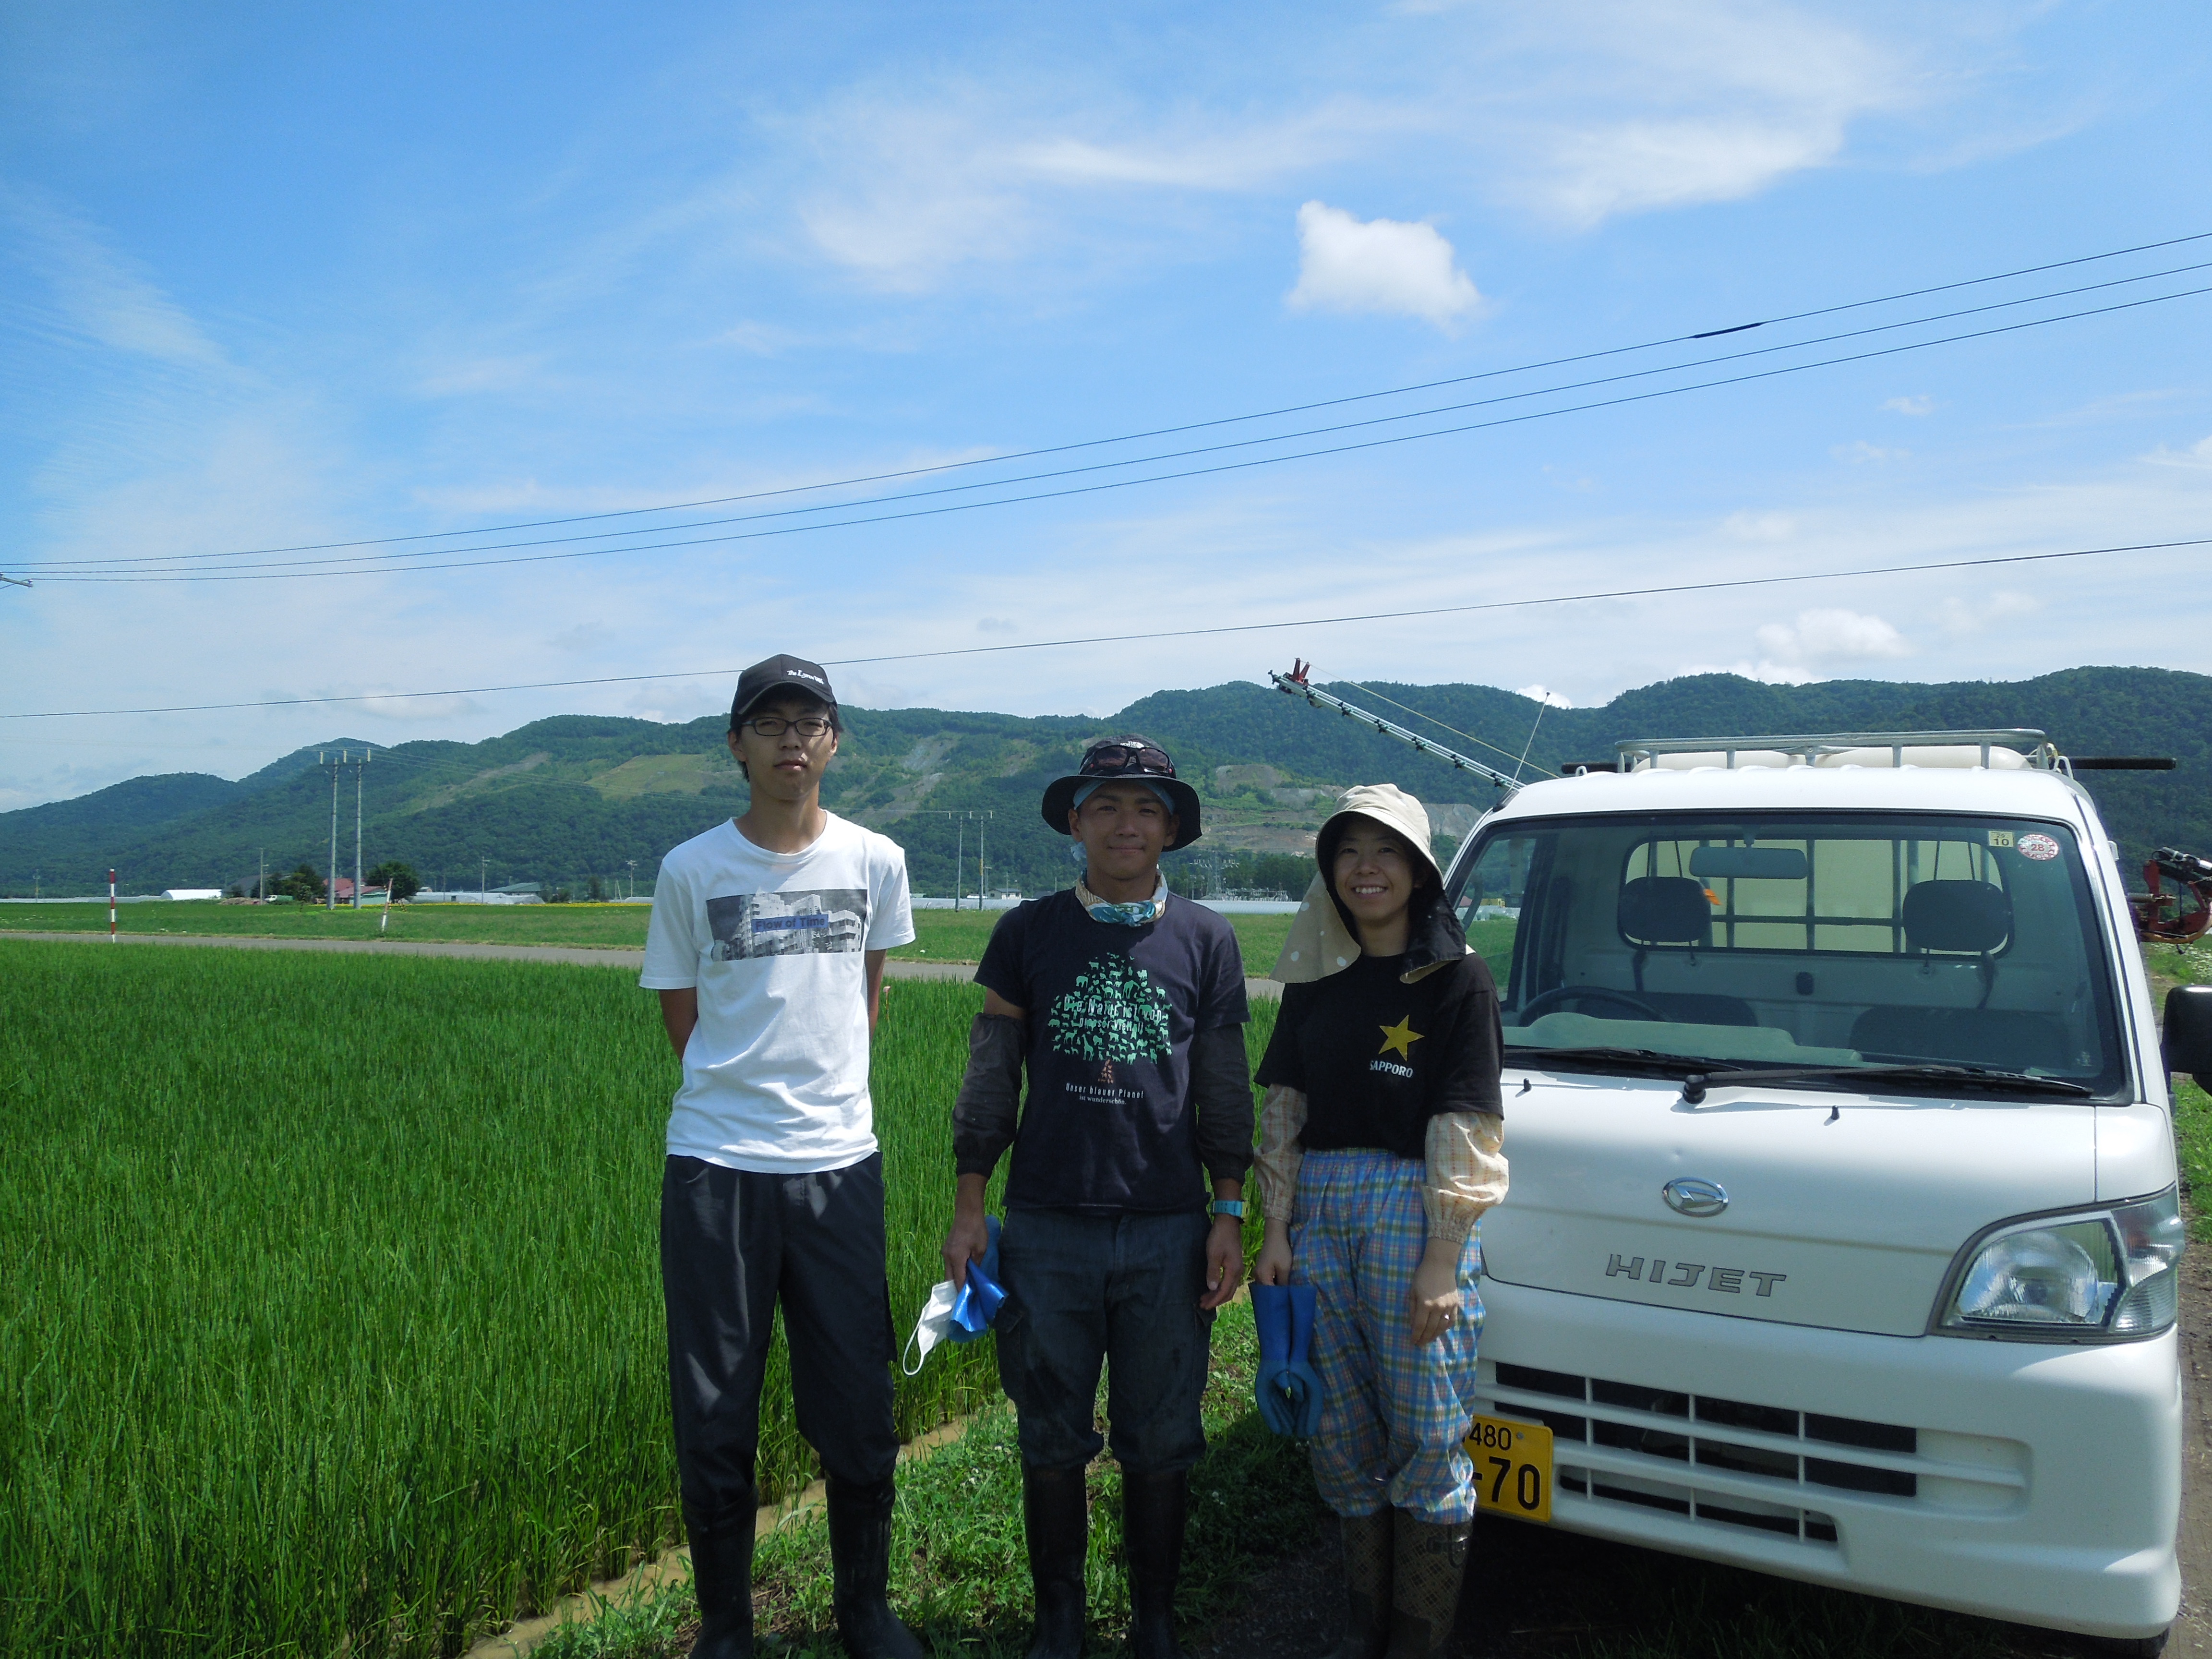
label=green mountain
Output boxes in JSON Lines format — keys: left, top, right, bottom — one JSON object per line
{"left": 3, "top": 667, "right": 2205, "bottom": 899}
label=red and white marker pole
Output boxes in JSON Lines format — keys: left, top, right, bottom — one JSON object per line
{"left": 108, "top": 868, "right": 117, "bottom": 941}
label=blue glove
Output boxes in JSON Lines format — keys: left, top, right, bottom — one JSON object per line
{"left": 949, "top": 1215, "right": 1004, "bottom": 1342}
{"left": 1284, "top": 1282, "right": 1324, "bottom": 1438}
{"left": 1250, "top": 1284, "right": 1312, "bottom": 1436}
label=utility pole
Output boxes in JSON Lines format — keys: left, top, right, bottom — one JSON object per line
{"left": 108, "top": 868, "right": 116, "bottom": 941}
{"left": 322, "top": 751, "right": 343, "bottom": 911}
{"left": 0, "top": 572, "right": 29, "bottom": 589}
{"left": 625, "top": 859, "right": 638, "bottom": 901}
{"left": 352, "top": 749, "right": 370, "bottom": 910}
{"left": 481, "top": 856, "right": 488, "bottom": 900}
{"left": 258, "top": 848, "right": 265, "bottom": 902}
{"left": 977, "top": 811, "right": 992, "bottom": 903}
{"left": 955, "top": 817, "right": 965, "bottom": 909}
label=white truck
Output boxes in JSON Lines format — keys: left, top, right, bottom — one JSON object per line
{"left": 1434, "top": 729, "right": 2201, "bottom": 1653}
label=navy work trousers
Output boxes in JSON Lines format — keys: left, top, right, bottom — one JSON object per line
{"left": 993, "top": 1206, "right": 1214, "bottom": 1475}
{"left": 660, "top": 1153, "right": 900, "bottom": 1527}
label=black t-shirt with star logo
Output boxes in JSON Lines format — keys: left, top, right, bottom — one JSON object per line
{"left": 1255, "top": 950, "right": 1503, "bottom": 1159}
{"left": 977, "top": 890, "right": 1250, "bottom": 1214}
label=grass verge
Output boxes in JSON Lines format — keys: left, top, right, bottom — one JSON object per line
{"left": 531, "top": 1301, "right": 1320, "bottom": 1659}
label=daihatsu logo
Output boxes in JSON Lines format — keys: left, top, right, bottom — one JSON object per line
{"left": 1662, "top": 1177, "right": 1729, "bottom": 1217}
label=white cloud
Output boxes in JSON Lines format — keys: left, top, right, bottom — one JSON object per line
{"left": 1480, "top": 0, "right": 1911, "bottom": 228}
{"left": 0, "top": 184, "right": 229, "bottom": 368}
{"left": 977, "top": 616, "right": 1019, "bottom": 634}
{"left": 1516, "top": 684, "right": 1573, "bottom": 708}
{"left": 1937, "top": 590, "right": 2041, "bottom": 637}
{"left": 1833, "top": 440, "right": 1909, "bottom": 464}
{"left": 1722, "top": 510, "right": 1796, "bottom": 541}
{"left": 2145, "top": 434, "right": 2212, "bottom": 470}
{"left": 1755, "top": 607, "right": 1911, "bottom": 666}
{"left": 1883, "top": 395, "right": 1935, "bottom": 416}
{"left": 1285, "top": 202, "right": 1482, "bottom": 329}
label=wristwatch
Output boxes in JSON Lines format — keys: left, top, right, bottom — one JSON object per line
{"left": 1208, "top": 1198, "right": 1246, "bottom": 1220}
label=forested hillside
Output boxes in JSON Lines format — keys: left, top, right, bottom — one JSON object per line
{"left": 3, "top": 666, "right": 2205, "bottom": 898}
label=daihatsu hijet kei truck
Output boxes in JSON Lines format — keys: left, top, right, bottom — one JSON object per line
{"left": 1443, "top": 730, "right": 2187, "bottom": 1652}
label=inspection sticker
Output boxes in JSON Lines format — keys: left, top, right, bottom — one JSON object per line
{"left": 2017, "top": 832, "right": 2061, "bottom": 862}
{"left": 1987, "top": 830, "right": 2015, "bottom": 848}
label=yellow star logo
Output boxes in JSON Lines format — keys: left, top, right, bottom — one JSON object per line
{"left": 1377, "top": 1017, "right": 1423, "bottom": 1059}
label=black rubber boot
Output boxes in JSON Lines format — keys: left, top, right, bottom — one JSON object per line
{"left": 1119, "top": 1467, "right": 1190, "bottom": 1659}
{"left": 825, "top": 1474, "right": 925, "bottom": 1659}
{"left": 1022, "top": 1463, "right": 1090, "bottom": 1659}
{"left": 1382, "top": 1509, "right": 1471, "bottom": 1659}
{"left": 684, "top": 1496, "right": 756, "bottom": 1659}
{"left": 1323, "top": 1510, "right": 1394, "bottom": 1659}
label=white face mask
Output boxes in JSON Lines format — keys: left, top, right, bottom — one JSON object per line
{"left": 902, "top": 1279, "right": 961, "bottom": 1376}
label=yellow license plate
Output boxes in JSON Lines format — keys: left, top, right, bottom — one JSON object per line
{"left": 1466, "top": 1414, "right": 1553, "bottom": 1524}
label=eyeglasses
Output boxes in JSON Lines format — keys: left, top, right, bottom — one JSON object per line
{"left": 1081, "top": 741, "right": 1175, "bottom": 777}
{"left": 743, "top": 716, "right": 834, "bottom": 739}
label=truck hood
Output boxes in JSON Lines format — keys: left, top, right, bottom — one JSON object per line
{"left": 1483, "top": 1069, "right": 2098, "bottom": 1338}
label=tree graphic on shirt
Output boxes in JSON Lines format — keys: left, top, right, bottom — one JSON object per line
{"left": 1046, "top": 953, "right": 1174, "bottom": 1086}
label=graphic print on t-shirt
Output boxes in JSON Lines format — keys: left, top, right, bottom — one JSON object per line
{"left": 705, "top": 889, "right": 868, "bottom": 960}
{"left": 1373, "top": 1015, "right": 1423, "bottom": 1079}
{"left": 1045, "top": 952, "right": 1173, "bottom": 1088}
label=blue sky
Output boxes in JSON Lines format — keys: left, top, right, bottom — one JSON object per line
{"left": 2, "top": 0, "right": 2209, "bottom": 810}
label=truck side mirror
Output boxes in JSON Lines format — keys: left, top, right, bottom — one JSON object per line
{"left": 2164, "top": 985, "right": 2212, "bottom": 1092}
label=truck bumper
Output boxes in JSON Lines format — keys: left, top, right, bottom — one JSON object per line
{"left": 1473, "top": 1279, "right": 2182, "bottom": 1640}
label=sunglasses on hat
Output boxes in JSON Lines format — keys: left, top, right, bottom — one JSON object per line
{"left": 1079, "top": 739, "right": 1176, "bottom": 778}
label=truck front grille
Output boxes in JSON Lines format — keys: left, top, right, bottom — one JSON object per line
{"left": 1480, "top": 1362, "right": 2024, "bottom": 1547}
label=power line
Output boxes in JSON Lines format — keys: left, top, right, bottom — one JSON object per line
{"left": 15, "top": 228, "right": 2212, "bottom": 573}
{"left": 27, "top": 256, "right": 2212, "bottom": 579}
{"left": 6, "top": 533, "right": 2201, "bottom": 720}
{"left": 32, "top": 281, "right": 2212, "bottom": 587}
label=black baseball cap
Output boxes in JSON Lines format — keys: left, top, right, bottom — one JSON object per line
{"left": 1040, "top": 735, "right": 1203, "bottom": 851}
{"left": 730, "top": 654, "right": 840, "bottom": 729}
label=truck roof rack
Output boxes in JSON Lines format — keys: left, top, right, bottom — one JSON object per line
{"left": 1609, "top": 730, "right": 2060, "bottom": 774}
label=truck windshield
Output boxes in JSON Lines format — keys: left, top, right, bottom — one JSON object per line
{"left": 1450, "top": 810, "right": 2128, "bottom": 1098}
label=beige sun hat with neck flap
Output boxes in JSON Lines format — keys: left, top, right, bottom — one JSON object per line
{"left": 1272, "top": 782, "right": 1468, "bottom": 986}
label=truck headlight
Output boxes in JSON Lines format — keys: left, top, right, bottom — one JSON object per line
{"left": 1937, "top": 1189, "right": 2184, "bottom": 1342}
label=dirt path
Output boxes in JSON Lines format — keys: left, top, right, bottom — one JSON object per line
{"left": 0, "top": 930, "right": 1286, "bottom": 999}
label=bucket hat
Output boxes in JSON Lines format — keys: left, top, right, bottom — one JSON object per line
{"left": 1273, "top": 783, "right": 1469, "bottom": 986}
{"left": 1040, "top": 735, "right": 1203, "bottom": 852}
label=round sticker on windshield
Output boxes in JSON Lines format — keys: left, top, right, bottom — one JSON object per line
{"left": 2017, "top": 832, "right": 2061, "bottom": 862}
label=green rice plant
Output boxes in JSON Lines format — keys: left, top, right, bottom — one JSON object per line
{"left": 0, "top": 943, "right": 1180, "bottom": 1658}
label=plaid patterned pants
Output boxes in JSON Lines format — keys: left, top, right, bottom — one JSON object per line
{"left": 1291, "top": 1149, "right": 1484, "bottom": 1523}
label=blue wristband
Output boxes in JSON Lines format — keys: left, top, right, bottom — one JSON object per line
{"left": 1208, "top": 1199, "right": 1246, "bottom": 1219}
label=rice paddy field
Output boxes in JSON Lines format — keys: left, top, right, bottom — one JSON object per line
{"left": 0, "top": 940, "right": 1282, "bottom": 1658}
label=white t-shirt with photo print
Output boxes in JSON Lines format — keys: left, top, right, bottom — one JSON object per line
{"left": 642, "top": 813, "right": 915, "bottom": 1173}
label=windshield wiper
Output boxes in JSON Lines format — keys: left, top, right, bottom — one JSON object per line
{"left": 1507, "top": 1045, "right": 1727, "bottom": 1079}
{"left": 1679, "top": 1063, "right": 2094, "bottom": 1105}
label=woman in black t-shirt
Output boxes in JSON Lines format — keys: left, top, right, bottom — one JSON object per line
{"left": 1252, "top": 784, "right": 1507, "bottom": 1659}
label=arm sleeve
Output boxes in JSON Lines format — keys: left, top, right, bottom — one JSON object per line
{"left": 1427, "top": 960, "right": 1505, "bottom": 1117}
{"left": 866, "top": 839, "right": 916, "bottom": 950}
{"left": 973, "top": 903, "right": 1028, "bottom": 1008}
{"left": 1188, "top": 1023, "right": 1255, "bottom": 1185}
{"left": 639, "top": 860, "right": 700, "bottom": 990}
{"left": 952, "top": 1013, "right": 1026, "bottom": 1178}
{"left": 1422, "top": 1111, "right": 1508, "bottom": 1244}
{"left": 1251, "top": 1084, "right": 1308, "bottom": 1223}
{"left": 1194, "top": 915, "right": 1251, "bottom": 1031}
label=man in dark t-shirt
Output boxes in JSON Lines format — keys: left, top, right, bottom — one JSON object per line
{"left": 941, "top": 736, "right": 1254, "bottom": 1659}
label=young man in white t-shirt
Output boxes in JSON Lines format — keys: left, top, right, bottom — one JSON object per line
{"left": 641, "top": 654, "right": 921, "bottom": 1659}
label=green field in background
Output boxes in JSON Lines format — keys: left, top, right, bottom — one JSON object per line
{"left": 0, "top": 898, "right": 1305, "bottom": 971}
{"left": 0, "top": 943, "right": 1282, "bottom": 1658}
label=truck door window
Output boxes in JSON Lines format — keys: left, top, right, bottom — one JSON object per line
{"left": 1451, "top": 814, "right": 2124, "bottom": 1098}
